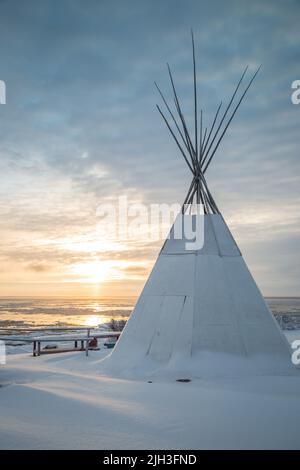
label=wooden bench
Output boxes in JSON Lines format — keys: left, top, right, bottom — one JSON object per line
{"left": 0, "top": 330, "right": 121, "bottom": 357}
{"left": 32, "top": 333, "right": 120, "bottom": 357}
{"left": 33, "top": 338, "right": 86, "bottom": 356}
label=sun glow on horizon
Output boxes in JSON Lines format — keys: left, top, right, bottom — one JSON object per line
{"left": 71, "top": 260, "right": 117, "bottom": 284}
{"left": 71, "top": 259, "right": 132, "bottom": 284}
{"left": 84, "top": 315, "right": 106, "bottom": 327}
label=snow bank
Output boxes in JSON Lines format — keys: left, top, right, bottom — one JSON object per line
{"left": 1, "top": 343, "right": 300, "bottom": 449}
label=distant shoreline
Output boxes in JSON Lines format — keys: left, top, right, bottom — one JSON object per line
{"left": 0, "top": 296, "right": 138, "bottom": 301}
{"left": 0, "top": 295, "right": 299, "bottom": 300}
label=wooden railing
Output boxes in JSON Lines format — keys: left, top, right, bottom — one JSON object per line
{"left": 0, "top": 327, "right": 121, "bottom": 357}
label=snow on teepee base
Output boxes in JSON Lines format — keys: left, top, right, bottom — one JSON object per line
{"left": 100, "top": 32, "right": 296, "bottom": 380}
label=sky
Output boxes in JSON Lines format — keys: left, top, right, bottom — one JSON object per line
{"left": 0, "top": 0, "right": 299, "bottom": 298}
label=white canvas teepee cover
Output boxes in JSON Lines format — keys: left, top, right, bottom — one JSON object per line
{"left": 100, "top": 214, "right": 294, "bottom": 379}
{"left": 100, "top": 36, "right": 296, "bottom": 379}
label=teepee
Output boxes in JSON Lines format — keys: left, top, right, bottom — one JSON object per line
{"left": 102, "top": 32, "right": 293, "bottom": 379}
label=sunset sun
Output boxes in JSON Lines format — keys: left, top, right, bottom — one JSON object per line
{"left": 72, "top": 260, "right": 117, "bottom": 284}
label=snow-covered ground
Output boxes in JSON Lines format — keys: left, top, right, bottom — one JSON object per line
{"left": 1, "top": 331, "right": 300, "bottom": 449}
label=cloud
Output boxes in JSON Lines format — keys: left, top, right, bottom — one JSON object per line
{"left": 26, "top": 263, "right": 50, "bottom": 273}
{"left": 0, "top": 0, "right": 299, "bottom": 295}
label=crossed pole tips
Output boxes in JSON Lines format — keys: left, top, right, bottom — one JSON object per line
{"left": 155, "top": 29, "right": 261, "bottom": 215}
